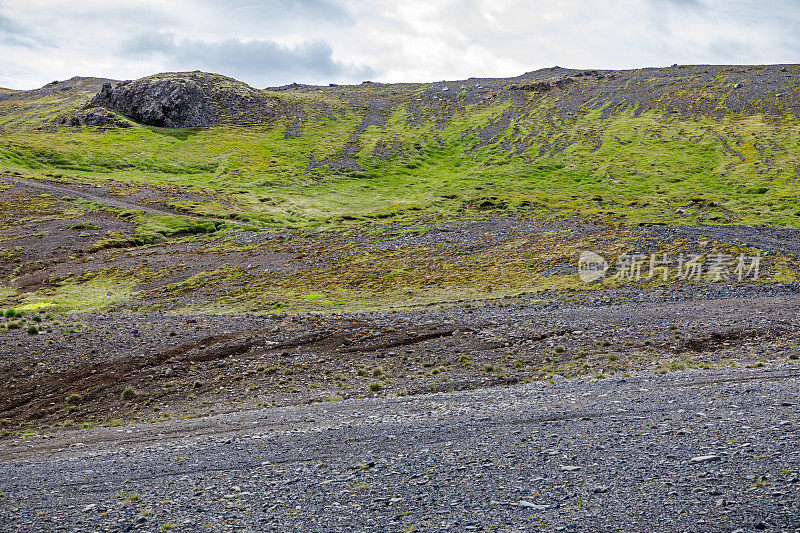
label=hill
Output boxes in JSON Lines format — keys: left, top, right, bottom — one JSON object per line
{"left": 3, "top": 65, "right": 800, "bottom": 445}
{"left": 1, "top": 64, "right": 799, "bottom": 228}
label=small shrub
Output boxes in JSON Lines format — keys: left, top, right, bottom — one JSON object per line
{"left": 554, "top": 346, "right": 564, "bottom": 354}
{"left": 120, "top": 388, "right": 136, "bottom": 400}
{"left": 68, "top": 222, "right": 100, "bottom": 230}
{"left": 668, "top": 360, "right": 686, "bottom": 372}
{"left": 32, "top": 316, "right": 42, "bottom": 323}
{"left": 27, "top": 326, "right": 39, "bottom": 335}
{"left": 369, "top": 382, "right": 383, "bottom": 392}
{"left": 7, "top": 322, "right": 20, "bottom": 330}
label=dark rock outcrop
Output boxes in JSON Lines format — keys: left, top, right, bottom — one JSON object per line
{"left": 89, "top": 71, "right": 278, "bottom": 128}
{"left": 58, "top": 107, "right": 130, "bottom": 128}
{"left": 515, "top": 77, "right": 576, "bottom": 92}
{"left": 90, "top": 77, "right": 215, "bottom": 127}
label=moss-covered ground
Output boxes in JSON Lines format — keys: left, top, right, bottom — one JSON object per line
{"left": 2, "top": 65, "right": 800, "bottom": 314}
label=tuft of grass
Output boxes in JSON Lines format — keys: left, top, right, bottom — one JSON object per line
{"left": 65, "top": 393, "right": 81, "bottom": 404}
{"left": 120, "top": 388, "right": 136, "bottom": 400}
{"left": 668, "top": 360, "right": 687, "bottom": 372}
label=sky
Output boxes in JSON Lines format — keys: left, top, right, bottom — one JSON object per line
{"left": 1, "top": 0, "right": 799, "bottom": 90}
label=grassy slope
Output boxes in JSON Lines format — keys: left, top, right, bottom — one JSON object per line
{"left": 1, "top": 66, "right": 799, "bottom": 229}
{"left": 2, "top": 66, "right": 800, "bottom": 314}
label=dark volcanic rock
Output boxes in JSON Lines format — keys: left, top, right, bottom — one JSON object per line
{"left": 58, "top": 107, "right": 130, "bottom": 128}
{"left": 515, "top": 77, "right": 575, "bottom": 92}
{"left": 91, "top": 77, "right": 214, "bottom": 127}
{"left": 89, "top": 71, "right": 278, "bottom": 127}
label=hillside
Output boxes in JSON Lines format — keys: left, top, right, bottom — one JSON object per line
{"left": 1, "top": 64, "right": 799, "bottom": 228}
{"left": 2, "top": 66, "right": 800, "bottom": 455}
{"left": 2, "top": 64, "right": 800, "bottom": 318}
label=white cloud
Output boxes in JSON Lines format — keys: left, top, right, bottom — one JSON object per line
{"left": 0, "top": 0, "right": 798, "bottom": 89}
{"left": 119, "top": 31, "right": 375, "bottom": 85}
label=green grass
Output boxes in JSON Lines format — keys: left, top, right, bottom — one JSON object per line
{"left": 120, "top": 388, "right": 136, "bottom": 400}
{"left": 3, "top": 75, "right": 800, "bottom": 229}
{"left": 90, "top": 213, "right": 222, "bottom": 252}
{"left": 3, "top": 70, "right": 800, "bottom": 314}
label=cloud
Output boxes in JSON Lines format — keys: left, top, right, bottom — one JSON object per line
{"left": 2, "top": 0, "right": 800, "bottom": 89}
{"left": 0, "top": 11, "right": 48, "bottom": 48}
{"left": 197, "top": 0, "right": 353, "bottom": 23}
{"left": 0, "top": 12, "right": 20, "bottom": 34}
{"left": 649, "top": 0, "right": 703, "bottom": 7}
{"left": 119, "top": 32, "right": 376, "bottom": 86}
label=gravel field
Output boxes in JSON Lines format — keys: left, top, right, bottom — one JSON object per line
{"left": 4, "top": 285, "right": 800, "bottom": 436}
{"left": 0, "top": 365, "right": 798, "bottom": 532}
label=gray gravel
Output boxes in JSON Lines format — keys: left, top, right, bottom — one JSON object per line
{"left": 1, "top": 366, "right": 798, "bottom": 532}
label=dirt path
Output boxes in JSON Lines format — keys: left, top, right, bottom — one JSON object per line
{"left": 0, "top": 175, "right": 251, "bottom": 231}
{"left": 0, "top": 175, "right": 181, "bottom": 216}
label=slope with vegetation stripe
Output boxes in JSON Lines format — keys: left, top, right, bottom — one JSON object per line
{"left": 0, "top": 64, "right": 799, "bottom": 228}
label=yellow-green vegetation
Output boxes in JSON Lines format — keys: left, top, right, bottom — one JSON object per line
{"left": 3, "top": 68, "right": 800, "bottom": 229}
{"left": 3, "top": 67, "right": 800, "bottom": 314}
{"left": 91, "top": 213, "right": 222, "bottom": 252}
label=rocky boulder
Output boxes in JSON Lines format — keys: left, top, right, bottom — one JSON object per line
{"left": 90, "top": 77, "right": 214, "bottom": 127}
{"left": 88, "top": 71, "right": 278, "bottom": 128}
{"left": 57, "top": 107, "right": 130, "bottom": 128}
{"left": 515, "top": 77, "right": 575, "bottom": 92}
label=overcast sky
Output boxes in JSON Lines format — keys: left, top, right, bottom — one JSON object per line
{"left": 1, "top": 0, "right": 799, "bottom": 90}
